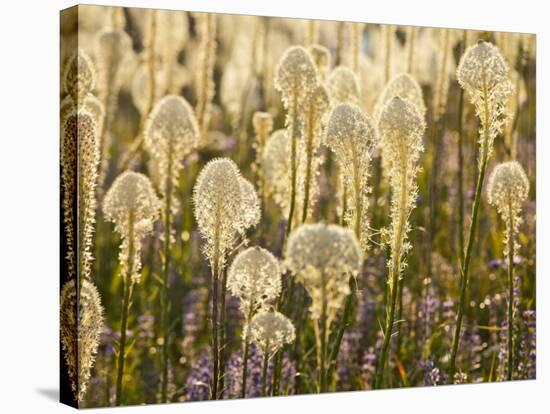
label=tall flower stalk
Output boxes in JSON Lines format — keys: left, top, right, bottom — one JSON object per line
{"left": 252, "top": 111, "right": 274, "bottom": 212}
{"left": 103, "top": 171, "right": 160, "bottom": 405}
{"left": 60, "top": 279, "right": 104, "bottom": 403}
{"left": 456, "top": 30, "right": 468, "bottom": 263}
{"left": 449, "top": 42, "right": 513, "bottom": 381}
{"left": 195, "top": 12, "right": 217, "bottom": 145}
{"left": 274, "top": 46, "right": 317, "bottom": 239}
{"left": 193, "top": 158, "right": 260, "bottom": 399}
{"left": 285, "top": 223, "right": 362, "bottom": 392}
{"left": 325, "top": 103, "right": 376, "bottom": 251}
{"left": 488, "top": 161, "right": 529, "bottom": 380}
{"left": 248, "top": 310, "right": 296, "bottom": 396}
{"left": 327, "top": 66, "right": 361, "bottom": 107}
{"left": 61, "top": 111, "right": 100, "bottom": 295}
{"left": 144, "top": 95, "right": 199, "bottom": 402}
{"left": 301, "top": 84, "right": 329, "bottom": 223}
{"left": 374, "top": 72, "right": 425, "bottom": 358}
{"left": 94, "top": 24, "right": 131, "bottom": 193}
{"left": 60, "top": 54, "right": 104, "bottom": 400}
{"left": 374, "top": 96, "right": 425, "bottom": 388}
{"left": 309, "top": 44, "right": 331, "bottom": 82}
{"left": 118, "top": 9, "right": 158, "bottom": 170}
{"left": 227, "top": 247, "right": 282, "bottom": 397}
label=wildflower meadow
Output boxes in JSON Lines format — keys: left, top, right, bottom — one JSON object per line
{"left": 59, "top": 5, "right": 536, "bottom": 408}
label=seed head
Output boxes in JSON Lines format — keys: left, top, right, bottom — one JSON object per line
{"left": 60, "top": 279, "right": 104, "bottom": 401}
{"left": 103, "top": 171, "right": 161, "bottom": 283}
{"left": 325, "top": 103, "right": 376, "bottom": 250}
{"left": 263, "top": 129, "right": 292, "bottom": 215}
{"left": 374, "top": 73, "right": 426, "bottom": 122}
{"left": 457, "top": 42, "right": 513, "bottom": 166}
{"left": 238, "top": 176, "right": 261, "bottom": 234}
{"left": 253, "top": 112, "right": 274, "bottom": 138}
{"left": 252, "top": 112, "right": 274, "bottom": 193}
{"left": 95, "top": 28, "right": 131, "bottom": 103}
{"left": 309, "top": 44, "right": 332, "bottom": 81}
{"left": 144, "top": 95, "right": 199, "bottom": 198}
{"left": 285, "top": 223, "right": 362, "bottom": 323}
{"left": 249, "top": 310, "right": 296, "bottom": 356}
{"left": 227, "top": 247, "right": 282, "bottom": 316}
{"left": 488, "top": 161, "right": 529, "bottom": 256}
{"left": 63, "top": 48, "right": 96, "bottom": 106}
{"left": 195, "top": 12, "right": 217, "bottom": 143}
{"left": 274, "top": 46, "right": 318, "bottom": 107}
{"left": 193, "top": 158, "right": 260, "bottom": 273}
{"left": 61, "top": 111, "right": 99, "bottom": 282}
{"left": 378, "top": 96, "right": 425, "bottom": 288}
{"left": 327, "top": 66, "right": 361, "bottom": 106}
{"left": 310, "top": 84, "right": 331, "bottom": 120}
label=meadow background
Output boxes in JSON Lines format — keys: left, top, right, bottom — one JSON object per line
{"left": 59, "top": 4, "right": 536, "bottom": 408}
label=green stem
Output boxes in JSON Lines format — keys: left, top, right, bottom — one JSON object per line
{"left": 285, "top": 94, "right": 298, "bottom": 239}
{"left": 352, "top": 145, "right": 362, "bottom": 242}
{"left": 301, "top": 105, "right": 315, "bottom": 224}
{"left": 457, "top": 96, "right": 465, "bottom": 264}
{"left": 395, "top": 277, "right": 404, "bottom": 360}
{"left": 326, "top": 275, "right": 355, "bottom": 389}
{"left": 241, "top": 302, "right": 254, "bottom": 398}
{"left": 160, "top": 150, "right": 173, "bottom": 403}
{"left": 218, "top": 269, "right": 228, "bottom": 398}
{"left": 261, "top": 345, "right": 270, "bottom": 397}
{"left": 292, "top": 288, "right": 306, "bottom": 393}
{"left": 448, "top": 148, "right": 488, "bottom": 381}
{"left": 507, "top": 200, "right": 515, "bottom": 381}
{"left": 448, "top": 67, "right": 490, "bottom": 382}
{"left": 272, "top": 277, "right": 295, "bottom": 395}
{"left": 319, "top": 280, "right": 328, "bottom": 392}
{"left": 115, "top": 211, "right": 135, "bottom": 406}
{"left": 375, "top": 156, "right": 408, "bottom": 389}
{"left": 210, "top": 214, "right": 221, "bottom": 400}
{"left": 457, "top": 30, "right": 467, "bottom": 265}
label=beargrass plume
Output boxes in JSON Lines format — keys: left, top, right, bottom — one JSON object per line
{"left": 375, "top": 96, "right": 425, "bottom": 387}
{"left": 285, "top": 223, "right": 362, "bottom": 391}
{"left": 103, "top": 171, "right": 160, "bottom": 404}
{"left": 325, "top": 103, "right": 376, "bottom": 251}
{"left": 449, "top": 41, "right": 513, "bottom": 381}
{"left": 488, "top": 161, "right": 529, "bottom": 380}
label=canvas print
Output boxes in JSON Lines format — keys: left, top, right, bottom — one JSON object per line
{"left": 59, "top": 4, "right": 536, "bottom": 408}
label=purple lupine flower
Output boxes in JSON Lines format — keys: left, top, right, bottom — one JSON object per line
{"left": 181, "top": 287, "right": 208, "bottom": 359}
{"left": 223, "top": 343, "right": 282, "bottom": 399}
{"left": 488, "top": 258, "right": 504, "bottom": 269}
{"left": 136, "top": 313, "right": 159, "bottom": 403}
{"left": 336, "top": 331, "right": 361, "bottom": 390}
{"left": 517, "top": 310, "right": 536, "bottom": 379}
{"left": 224, "top": 350, "right": 244, "bottom": 398}
{"left": 419, "top": 286, "right": 439, "bottom": 342}
{"left": 361, "top": 347, "right": 377, "bottom": 389}
{"left": 279, "top": 353, "right": 297, "bottom": 395}
{"left": 497, "top": 320, "right": 508, "bottom": 381}
{"left": 464, "top": 322, "right": 485, "bottom": 381}
{"left": 184, "top": 351, "right": 213, "bottom": 401}
{"left": 442, "top": 298, "right": 456, "bottom": 347}
{"left": 423, "top": 359, "right": 448, "bottom": 385}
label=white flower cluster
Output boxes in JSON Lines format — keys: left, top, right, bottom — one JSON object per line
{"left": 378, "top": 96, "right": 425, "bottom": 289}
{"left": 457, "top": 42, "right": 513, "bottom": 168}
{"left": 193, "top": 158, "right": 260, "bottom": 274}
{"left": 249, "top": 310, "right": 296, "bottom": 356}
{"left": 488, "top": 161, "right": 529, "bottom": 256}
{"left": 103, "top": 171, "right": 161, "bottom": 283}
{"left": 285, "top": 223, "right": 362, "bottom": 325}
{"left": 325, "top": 103, "right": 376, "bottom": 250}
{"left": 228, "top": 247, "right": 282, "bottom": 316}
